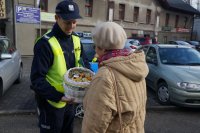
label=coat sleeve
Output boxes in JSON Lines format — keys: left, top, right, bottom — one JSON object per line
{"left": 82, "top": 72, "right": 117, "bottom": 133}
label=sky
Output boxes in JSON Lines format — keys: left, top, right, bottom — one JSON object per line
{"left": 190, "top": 0, "right": 200, "bottom": 10}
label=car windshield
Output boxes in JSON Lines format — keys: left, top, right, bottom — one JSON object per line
{"left": 159, "top": 48, "right": 200, "bottom": 65}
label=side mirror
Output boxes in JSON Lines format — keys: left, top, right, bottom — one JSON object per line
{"left": 0, "top": 53, "right": 12, "bottom": 60}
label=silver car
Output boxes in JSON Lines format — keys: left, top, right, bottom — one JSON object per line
{"left": 143, "top": 44, "right": 200, "bottom": 107}
{"left": 0, "top": 36, "right": 23, "bottom": 96}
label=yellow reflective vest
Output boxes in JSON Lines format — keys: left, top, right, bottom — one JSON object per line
{"left": 41, "top": 33, "right": 81, "bottom": 108}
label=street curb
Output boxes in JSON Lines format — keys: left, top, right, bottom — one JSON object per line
{"left": 0, "top": 109, "right": 36, "bottom": 116}
{"left": 146, "top": 105, "right": 177, "bottom": 111}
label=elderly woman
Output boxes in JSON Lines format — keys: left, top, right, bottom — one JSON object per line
{"left": 82, "top": 22, "right": 149, "bottom": 133}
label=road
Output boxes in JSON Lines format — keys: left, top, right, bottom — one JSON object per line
{"left": 1, "top": 108, "right": 200, "bottom": 133}
{"left": 0, "top": 57, "right": 200, "bottom": 133}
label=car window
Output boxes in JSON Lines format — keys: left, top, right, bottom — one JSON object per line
{"left": 0, "top": 39, "right": 15, "bottom": 54}
{"left": 146, "top": 47, "right": 157, "bottom": 63}
{"left": 159, "top": 48, "right": 200, "bottom": 65}
{"left": 0, "top": 39, "right": 9, "bottom": 54}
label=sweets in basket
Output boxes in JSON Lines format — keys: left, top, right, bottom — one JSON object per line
{"left": 63, "top": 67, "right": 95, "bottom": 103}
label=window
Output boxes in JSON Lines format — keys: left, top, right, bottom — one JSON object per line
{"left": 175, "top": 15, "right": 179, "bottom": 28}
{"left": 184, "top": 17, "right": 188, "bottom": 28}
{"left": 163, "top": 36, "right": 168, "bottom": 43}
{"left": 119, "top": 4, "right": 125, "bottom": 20}
{"left": 85, "top": 0, "right": 93, "bottom": 17}
{"left": 146, "top": 9, "right": 151, "bottom": 24}
{"left": 165, "top": 13, "right": 170, "bottom": 26}
{"left": 133, "top": 7, "right": 139, "bottom": 22}
{"left": 107, "top": 1, "right": 114, "bottom": 21}
{"left": 39, "top": 0, "right": 48, "bottom": 12}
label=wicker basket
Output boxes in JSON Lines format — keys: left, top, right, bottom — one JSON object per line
{"left": 63, "top": 67, "right": 95, "bottom": 103}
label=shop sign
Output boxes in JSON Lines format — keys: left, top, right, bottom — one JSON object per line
{"left": 41, "top": 12, "right": 55, "bottom": 22}
{"left": 176, "top": 28, "right": 190, "bottom": 33}
{"left": 16, "top": 6, "right": 40, "bottom": 24}
{"left": 0, "top": 0, "right": 6, "bottom": 19}
{"left": 162, "top": 26, "right": 171, "bottom": 31}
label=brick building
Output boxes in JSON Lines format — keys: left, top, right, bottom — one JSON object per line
{"left": 1, "top": 0, "right": 199, "bottom": 55}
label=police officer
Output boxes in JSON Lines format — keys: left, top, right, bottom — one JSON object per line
{"left": 30, "top": 1, "right": 90, "bottom": 133}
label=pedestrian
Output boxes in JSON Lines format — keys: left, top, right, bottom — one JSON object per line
{"left": 82, "top": 22, "right": 149, "bottom": 133}
{"left": 30, "top": 0, "right": 90, "bottom": 133}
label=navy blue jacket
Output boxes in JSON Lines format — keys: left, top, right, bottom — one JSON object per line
{"left": 30, "top": 23, "right": 90, "bottom": 102}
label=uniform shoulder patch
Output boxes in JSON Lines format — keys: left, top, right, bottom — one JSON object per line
{"left": 42, "top": 31, "right": 54, "bottom": 41}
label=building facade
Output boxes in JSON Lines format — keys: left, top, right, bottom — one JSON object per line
{"left": 1, "top": 0, "right": 199, "bottom": 55}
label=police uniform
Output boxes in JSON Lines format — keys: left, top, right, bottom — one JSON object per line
{"left": 30, "top": 1, "right": 89, "bottom": 133}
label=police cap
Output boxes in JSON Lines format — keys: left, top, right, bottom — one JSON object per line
{"left": 55, "top": 0, "right": 82, "bottom": 21}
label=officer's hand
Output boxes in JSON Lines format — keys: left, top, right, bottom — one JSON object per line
{"left": 61, "top": 96, "right": 75, "bottom": 104}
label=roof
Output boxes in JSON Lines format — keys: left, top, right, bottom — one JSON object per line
{"left": 157, "top": 0, "right": 200, "bottom": 15}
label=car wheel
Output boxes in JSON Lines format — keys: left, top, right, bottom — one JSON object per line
{"left": 15, "top": 65, "right": 23, "bottom": 83}
{"left": 75, "top": 104, "right": 84, "bottom": 119}
{"left": 157, "top": 82, "right": 170, "bottom": 105}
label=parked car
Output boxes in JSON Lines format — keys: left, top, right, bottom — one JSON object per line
{"left": 142, "top": 44, "right": 200, "bottom": 107}
{"left": 80, "top": 38, "right": 99, "bottom": 73}
{"left": 132, "top": 37, "right": 152, "bottom": 45}
{"left": 129, "top": 37, "right": 158, "bottom": 45}
{"left": 186, "top": 41, "right": 200, "bottom": 51}
{"left": 0, "top": 36, "right": 23, "bottom": 97}
{"left": 81, "top": 38, "right": 95, "bottom": 62}
{"left": 124, "top": 39, "right": 141, "bottom": 49}
{"left": 169, "top": 40, "right": 195, "bottom": 48}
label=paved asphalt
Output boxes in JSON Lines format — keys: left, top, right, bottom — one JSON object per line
{"left": 0, "top": 56, "right": 177, "bottom": 133}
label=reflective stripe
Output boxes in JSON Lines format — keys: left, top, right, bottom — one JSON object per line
{"left": 73, "top": 35, "right": 81, "bottom": 67}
